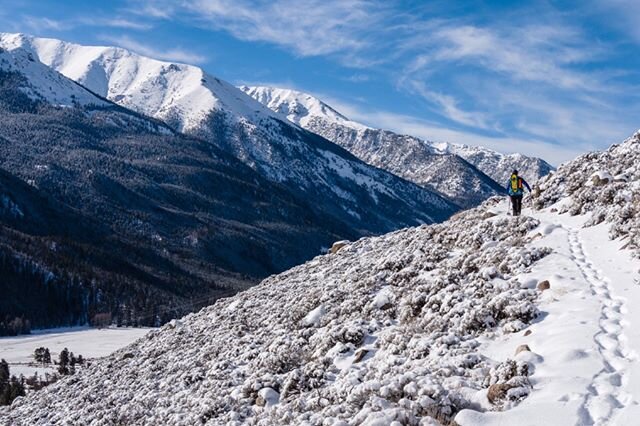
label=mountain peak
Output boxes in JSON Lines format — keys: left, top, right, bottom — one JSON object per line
{"left": 241, "top": 85, "right": 368, "bottom": 131}
{"left": 0, "top": 41, "right": 108, "bottom": 108}
{"left": 244, "top": 85, "right": 554, "bottom": 189}
{"left": 0, "top": 33, "right": 283, "bottom": 133}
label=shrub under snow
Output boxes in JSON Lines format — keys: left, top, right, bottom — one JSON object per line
{"left": 532, "top": 131, "right": 640, "bottom": 256}
{"left": 1, "top": 200, "right": 550, "bottom": 425}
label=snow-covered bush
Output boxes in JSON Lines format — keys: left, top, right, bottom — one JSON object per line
{"left": 533, "top": 131, "right": 640, "bottom": 256}
{"left": 2, "top": 202, "right": 550, "bottom": 425}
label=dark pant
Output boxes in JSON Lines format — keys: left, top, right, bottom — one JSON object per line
{"left": 510, "top": 195, "right": 523, "bottom": 216}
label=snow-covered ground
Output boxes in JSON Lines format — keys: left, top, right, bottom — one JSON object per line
{"left": 1, "top": 133, "right": 639, "bottom": 425}
{"left": 0, "top": 327, "right": 152, "bottom": 377}
{"left": 456, "top": 202, "right": 640, "bottom": 425}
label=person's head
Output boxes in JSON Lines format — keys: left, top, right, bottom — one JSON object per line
{"left": 512, "top": 169, "right": 518, "bottom": 176}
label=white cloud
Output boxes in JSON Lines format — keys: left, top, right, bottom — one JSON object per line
{"left": 405, "top": 79, "right": 491, "bottom": 129}
{"left": 100, "top": 35, "right": 207, "bottom": 64}
{"left": 343, "top": 74, "right": 371, "bottom": 83}
{"left": 401, "top": 23, "right": 607, "bottom": 93}
{"left": 127, "top": 0, "right": 640, "bottom": 159}
{"left": 124, "top": 3, "right": 175, "bottom": 19}
{"left": 81, "top": 18, "right": 153, "bottom": 30}
{"left": 589, "top": 0, "right": 640, "bottom": 43}
{"left": 22, "top": 16, "right": 64, "bottom": 31}
{"left": 21, "top": 14, "right": 154, "bottom": 32}
{"left": 176, "top": 0, "right": 384, "bottom": 57}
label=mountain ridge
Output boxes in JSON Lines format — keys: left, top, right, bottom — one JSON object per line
{"left": 0, "top": 32, "right": 458, "bottom": 234}
{"left": 242, "top": 85, "right": 554, "bottom": 206}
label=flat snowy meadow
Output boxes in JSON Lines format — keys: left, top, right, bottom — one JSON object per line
{"left": 0, "top": 327, "right": 152, "bottom": 377}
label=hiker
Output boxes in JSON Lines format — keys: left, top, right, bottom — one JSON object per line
{"left": 506, "top": 170, "right": 531, "bottom": 216}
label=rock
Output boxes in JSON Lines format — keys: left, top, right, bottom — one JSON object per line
{"left": 537, "top": 280, "right": 551, "bottom": 291}
{"left": 613, "top": 173, "right": 629, "bottom": 183}
{"left": 354, "top": 348, "right": 369, "bottom": 363}
{"left": 379, "top": 302, "right": 393, "bottom": 310}
{"left": 487, "top": 383, "right": 514, "bottom": 404}
{"left": 121, "top": 352, "right": 134, "bottom": 360}
{"left": 330, "top": 240, "right": 349, "bottom": 254}
{"left": 256, "top": 388, "right": 279, "bottom": 407}
{"left": 524, "top": 330, "right": 532, "bottom": 336}
{"left": 533, "top": 186, "right": 541, "bottom": 197}
{"left": 529, "top": 232, "right": 543, "bottom": 241}
{"left": 481, "top": 211, "right": 497, "bottom": 220}
{"left": 550, "top": 208, "right": 558, "bottom": 213}
{"left": 591, "top": 172, "right": 611, "bottom": 186}
{"left": 515, "top": 344, "right": 531, "bottom": 356}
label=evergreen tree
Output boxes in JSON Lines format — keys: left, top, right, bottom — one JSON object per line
{"left": 0, "top": 359, "right": 8, "bottom": 385}
{"left": 57, "top": 348, "right": 70, "bottom": 375}
{"left": 8, "top": 376, "right": 24, "bottom": 401}
{"left": 0, "top": 359, "right": 24, "bottom": 406}
{"left": 34, "top": 347, "right": 51, "bottom": 364}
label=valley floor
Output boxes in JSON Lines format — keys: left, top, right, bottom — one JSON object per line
{"left": 0, "top": 326, "right": 153, "bottom": 377}
{"left": 457, "top": 200, "right": 640, "bottom": 425}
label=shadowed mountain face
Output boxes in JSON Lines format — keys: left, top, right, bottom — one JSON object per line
{"left": 1, "top": 33, "right": 458, "bottom": 231}
{"left": 0, "top": 42, "right": 457, "bottom": 332}
{"left": 0, "top": 56, "right": 340, "bottom": 331}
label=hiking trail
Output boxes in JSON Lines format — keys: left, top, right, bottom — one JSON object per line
{"left": 566, "top": 227, "right": 635, "bottom": 425}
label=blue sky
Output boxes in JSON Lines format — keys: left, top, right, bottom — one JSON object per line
{"left": 1, "top": 0, "right": 639, "bottom": 164}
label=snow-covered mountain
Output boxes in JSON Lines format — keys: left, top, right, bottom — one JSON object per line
{"left": 0, "top": 44, "right": 108, "bottom": 108}
{"left": 0, "top": 33, "right": 277, "bottom": 132}
{"left": 438, "top": 143, "right": 555, "bottom": 188}
{"left": 242, "top": 86, "right": 553, "bottom": 207}
{"left": 3, "top": 117, "right": 638, "bottom": 424}
{"left": 0, "top": 44, "right": 340, "bottom": 329}
{"left": 0, "top": 33, "right": 457, "bottom": 234}
{"left": 0, "top": 43, "right": 422, "bottom": 333}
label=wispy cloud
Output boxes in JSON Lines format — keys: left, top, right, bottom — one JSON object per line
{"left": 343, "top": 74, "right": 371, "bottom": 83}
{"left": 589, "top": 0, "right": 640, "bottom": 43}
{"left": 100, "top": 35, "right": 207, "bottom": 64}
{"left": 124, "top": 3, "right": 174, "bottom": 19}
{"left": 21, "top": 14, "right": 154, "bottom": 32}
{"left": 319, "top": 96, "right": 591, "bottom": 165}
{"left": 404, "top": 79, "right": 491, "bottom": 129}
{"left": 175, "top": 0, "right": 386, "bottom": 57}
{"left": 81, "top": 18, "right": 153, "bottom": 30}
{"left": 408, "top": 23, "right": 606, "bottom": 92}
{"left": 22, "top": 16, "right": 65, "bottom": 31}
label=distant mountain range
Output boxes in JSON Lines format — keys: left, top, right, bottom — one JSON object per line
{"left": 2, "top": 33, "right": 456, "bottom": 230}
{"left": 0, "top": 33, "right": 458, "bottom": 332}
{"left": 242, "top": 86, "right": 554, "bottom": 208}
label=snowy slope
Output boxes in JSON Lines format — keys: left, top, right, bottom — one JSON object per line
{"left": 0, "top": 45, "right": 108, "bottom": 108}
{"left": 242, "top": 86, "right": 553, "bottom": 207}
{"left": 0, "top": 33, "right": 278, "bottom": 132}
{"left": 0, "top": 32, "right": 458, "bottom": 233}
{"left": 439, "top": 143, "right": 555, "bottom": 188}
{"left": 3, "top": 131, "right": 638, "bottom": 424}
{"left": 457, "top": 131, "right": 640, "bottom": 425}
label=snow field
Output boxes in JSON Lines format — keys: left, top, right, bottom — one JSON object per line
{"left": 0, "top": 327, "right": 152, "bottom": 377}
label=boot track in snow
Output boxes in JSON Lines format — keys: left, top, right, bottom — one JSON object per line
{"left": 566, "top": 228, "right": 634, "bottom": 425}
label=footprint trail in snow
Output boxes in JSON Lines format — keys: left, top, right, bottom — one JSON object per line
{"left": 567, "top": 228, "right": 635, "bottom": 425}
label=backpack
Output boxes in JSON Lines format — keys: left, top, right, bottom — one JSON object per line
{"left": 510, "top": 174, "right": 523, "bottom": 193}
